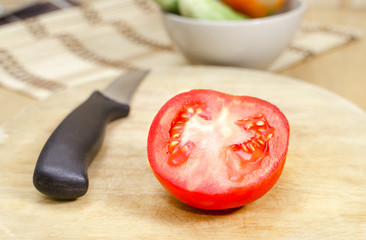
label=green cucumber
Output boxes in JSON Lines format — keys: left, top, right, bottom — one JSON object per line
{"left": 153, "top": 0, "right": 179, "bottom": 13}
{"left": 178, "top": 0, "right": 248, "bottom": 21}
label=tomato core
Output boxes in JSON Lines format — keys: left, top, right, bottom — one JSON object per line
{"left": 167, "top": 102, "right": 276, "bottom": 183}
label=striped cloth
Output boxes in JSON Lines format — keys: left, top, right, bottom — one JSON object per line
{"left": 0, "top": 0, "right": 363, "bottom": 99}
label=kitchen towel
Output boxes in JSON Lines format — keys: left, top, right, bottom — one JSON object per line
{"left": 0, "top": 0, "right": 363, "bottom": 99}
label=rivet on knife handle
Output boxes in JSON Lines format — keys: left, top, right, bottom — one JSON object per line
{"left": 33, "top": 70, "right": 149, "bottom": 200}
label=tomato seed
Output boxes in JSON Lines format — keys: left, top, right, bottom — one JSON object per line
{"left": 168, "top": 140, "right": 180, "bottom": 153}
{"left": 266, "top": 133, "right": 274, "bottom": 140}
{"left": 169, "top": 140, "right": 179, "bottom": 147}
{"left": 181, "top": 145, "right": 189, "bottom": 152}
{"left": 187, "top": 107, "right": 194, "bottom": 114}
{"left": 252, "top": 140, "right": 261, "bottom": 147}
{"left": 172, "top": 133, "right": 181, "bottom": 139}
{"left": 172, "top": 148, "right": 179, "bottom": 155}
{"left": 256, "top": 121, "right": 265, "bottom": 126}
{"left": 181, "top": 113, "right": 190, "bottom": 119}
{"left": 172, "top": 125, "right": 183, "bottom": 132}
{"left": 245, "top": 122, "right": 254, "bottom": 129}
{"left": 241, "top": 144, "right": 249, "bottom": 152}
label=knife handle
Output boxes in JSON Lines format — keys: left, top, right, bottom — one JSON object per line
{"left": 33, "top": 91, "right": 129, "bottom": 200}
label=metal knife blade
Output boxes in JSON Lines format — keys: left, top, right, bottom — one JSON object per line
{"left": 33, "top": 70, "right": 149, "bottom": 200}
{"left": 103, "top": 70, "right": 149, "bottom": 105}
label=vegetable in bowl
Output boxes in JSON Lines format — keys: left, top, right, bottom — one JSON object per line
{"left": 158, "top": 0, "right": 306, "bottom": 69}
{"left": 154, "top": 0, "right": 287, "bottom": 20}
{"left": 222, "top": 0, "right": 286, "bottom": 18}
{"left": 154, "top": 0, "right": 179, "bottom": 13}
{"left": 154, "top": 0, "right": 249, "bottom": 20}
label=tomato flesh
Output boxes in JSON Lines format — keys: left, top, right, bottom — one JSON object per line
{"left": 147, "top": 90, "right": 289, "bottom": 210}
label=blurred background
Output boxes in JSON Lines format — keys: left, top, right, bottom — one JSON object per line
{"left": 0, "top": 0, "right": 365, "bottom": 125}
{"left": 1, "top": 0, "right": 366, "bottom": 14}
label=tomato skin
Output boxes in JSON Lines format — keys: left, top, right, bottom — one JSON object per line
{"left": 221, "top": 0, "right": 286, "bottom": 18}
{"left": 147, "top": 89, "right": 289, "bottom": 210}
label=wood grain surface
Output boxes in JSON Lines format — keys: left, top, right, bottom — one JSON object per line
{"left": 0, "top": 67, "right": 365, "bottom": 239}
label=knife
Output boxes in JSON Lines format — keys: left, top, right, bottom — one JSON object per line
{"left": 0, "top": 1, "right": 79, "bottom": 25}
{"left": 33, "top": 70, "right": 149, "bottom": 200}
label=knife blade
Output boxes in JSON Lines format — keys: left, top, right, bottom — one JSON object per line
{"left": 33, "top": 70, "right": 149, "bottom": 200}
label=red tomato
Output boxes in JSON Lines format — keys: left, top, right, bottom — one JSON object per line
{"left": 147, "top": 90, "right": 289, "bottom": 210}
{"left": 221, "top": 0, "right": 286, "bottom": 18}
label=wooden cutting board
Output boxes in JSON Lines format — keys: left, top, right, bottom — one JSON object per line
{"left": 1, "top": 66, "right": 365, "bottom": 239}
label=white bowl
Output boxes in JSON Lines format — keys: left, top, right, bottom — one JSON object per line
{"left": 161, "top": 0, "right": 307, "bottom": 70}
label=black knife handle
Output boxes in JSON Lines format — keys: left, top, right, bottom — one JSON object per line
{"left": 33, "top": 91, "right": 129, "bottom": 200}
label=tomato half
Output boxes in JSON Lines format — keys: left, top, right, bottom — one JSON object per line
{"left": 147, "top": 90, "right": 289, "bottom": 210}
{"left": 221, "top": 0, "right": 286, "bottom": 18}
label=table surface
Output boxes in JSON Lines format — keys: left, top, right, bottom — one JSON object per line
{"left": 1, "top": 66, "right": 366, "bottom": 239}
{"left": 0, "top": 5, "right": 366, "bottom": 124}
